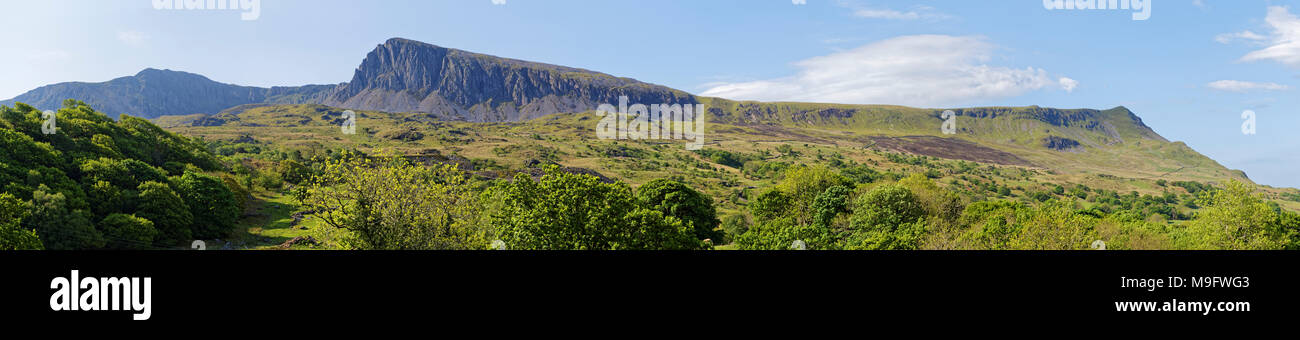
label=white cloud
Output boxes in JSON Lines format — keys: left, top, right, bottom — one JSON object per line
{"left": 116, "top": 31, "right": 148, "bottom": 47}
{"left": 1215, "top": 30, "right": 1266, "bottom": 44}
{"left": 850, "top": 5, "right": 947, "bottom": 20}
{"left": 1207, "top": 80, "right": 1290, "bottom": 92}
{"left": 1059, "top": 77, "right": 1079, "bottom": 93}
{"left": 700, "top": 35, "right": 1072, "bottom": 108}
{"left": 1194, "top": 0, "right": 1206, "bottom": 9}
{"left": 1235, "top": 6, "right": 1300, "bottom": 67}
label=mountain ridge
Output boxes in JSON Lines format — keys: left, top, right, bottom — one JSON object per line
{"left": 0, "top": 68, "right": 331, "bottom": 119}
{"left": 2, "top": 38, "right": 696, "bottom": 122}
{"left": 0, "top": 37, "right": 1248, "bottom": 185}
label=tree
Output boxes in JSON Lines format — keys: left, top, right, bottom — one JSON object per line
{"left": 733, "top": 216, "right": 830, "bottom": 250}
{"left": 750, "top": 190, "right": 792, "bottom": 222}
{"left": 299, "top": 154, "right": 489, "bottom": 250}
{"left": 897, "top": 174, "right": 963, "bottom": 224}
{"left": 775, "top": 165, "right": 851, "bottom": 224}
{"left": 0, "top": 193, "right": 42, "bottom": 250}
{"left": 845, "top": 185, "right": 927, "bottom": 250}
{"left": 719, "top": 214, "right": 751, "bottom": 244}
{"left": 176, "top": 171, "right": 239, "bottom": 239}
{"left": 636, "top": 179, "right": 721, "bottom": 241}
{"left": 135, "top": 181, "right": 193, "bottom": 247}
{"left": 25, "top": 186, "right": 103, "bottom": 250}
{"left": 1278, "top": 210, "right": 1300, "bottom": 250}
{"left": 222, "top": 174, "right": 251, "bottom": 212}
{"left": 78, "top": 157, "right": 167, "bottom": 189}
{"left": 277, "top": 159, "right": 311, "bottom": 184}
{"left": 99, "top": 214, "right": 158, "bottom": 249}
{"left": 810, "top": 185, "right": 852, "bottom": 229}
{"left": 1181, "top": 181, "right": 1284, "bottom": 250}
{"left": 487, "top": 167, "right": 703, "bottom": 250}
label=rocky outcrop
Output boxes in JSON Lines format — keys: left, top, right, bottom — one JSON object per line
{"left": 318, "top": 38, "right": 697, "bottom": 122}
{"left": 1042, "top": 136, "right": 1083, "bottom": 151}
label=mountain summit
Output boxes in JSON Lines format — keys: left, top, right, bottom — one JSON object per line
{"left": 319, "top": 38, "right": 695, "bottom": 122}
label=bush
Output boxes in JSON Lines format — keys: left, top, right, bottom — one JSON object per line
{"left": 98, "top": 214, "right": 158, "bottom": 249}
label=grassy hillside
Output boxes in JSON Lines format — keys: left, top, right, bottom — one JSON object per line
{"left": 161, "top": 100, "right": 1300, "bottom": 218}
{"left": 144, "top": 99, "right": 1300, "bottom": 250}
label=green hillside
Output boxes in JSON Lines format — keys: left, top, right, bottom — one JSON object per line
{"left": 146, "top": 99, "right": 1300, "bottom": 250}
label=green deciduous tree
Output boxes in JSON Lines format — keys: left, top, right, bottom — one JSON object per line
{"left": 25, "top": 186, "right": 103, "bottom": 250}
{"left": 844, "top": 185, "right": 927, "bottom": 250}
{"left": 299, "top": 154, "right": 489, "bottom": 250}
{"left": 176, "top": 171, "right": 239, "bottom": 239}
{"left": 0, "top": 193, "right": 42, "bottom": 250}
{"left": 487, "top": 167, "right": 703, "bottom": 250}
{"left": 98, "top": 214, "right": 158, "bottom": 249}
{"left": 636, "top": 179, "right": 721, "bottom": 241}
{"left": 1181, "top": 181, "right": 1285, "bottom": 250}
{"left": 135, "top": 181, "right": 193, "bottom": 247}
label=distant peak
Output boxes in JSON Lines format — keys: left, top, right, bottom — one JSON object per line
{"left": 383, "top": 37, "right": 442, "bottom": 49}
{"left": 135, "top": 68, "right": 169, "bottom": 76}
{"left": 135, "top": 68, "right": 201, "bottom": 77}
{"left": 131, "top": 68, "right": 216, "bottom": 84}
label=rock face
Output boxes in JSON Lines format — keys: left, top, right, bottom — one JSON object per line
{"left": 0, "top": 68, "right": 330, "bottom": 119}
{"left": 1042, "top": 136, "right": 1083, "bottom": 151}
{"left": 319, "top": 38, "right": 697, "bottom": 122}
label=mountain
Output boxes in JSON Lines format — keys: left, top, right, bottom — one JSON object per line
{"left": 0, "top": 69, "right": 330, "bottom": 119}
{"left": 2, "top": 38, "right": 693, "bottom": 122}
{"left": 319, "top": 38, "right": 696, "bottom": 122}
{"left": 0, "top": 37, "right": 1257, "bottom": 186}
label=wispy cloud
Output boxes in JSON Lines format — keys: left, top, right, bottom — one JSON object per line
{"left": 1228, "top": 6, "right": 1300, "bottom": 67}
{"left": 1215, "top": 30, "right": 1266, "bottom": 44}
{"left": 841, "top": 1, "right": 949, "bottom": 21}
{"left": 700, "top": 35, "right": 1072, "bottom": 108}
{"left": 116, "top": 31, "right": 148, "bottom": 47}
{"left": 1207, "top": 80, "right": 1290, "bottom": 92}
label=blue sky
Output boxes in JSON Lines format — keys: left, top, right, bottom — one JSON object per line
{"left": 3, "top": 0, "right": 1299, "bottom": 188}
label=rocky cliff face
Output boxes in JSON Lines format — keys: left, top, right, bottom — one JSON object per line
{"left": 319, "top": 38, "right": 696, "bottom": 122}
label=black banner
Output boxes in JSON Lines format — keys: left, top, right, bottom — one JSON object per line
{"left": 3, "top": 251, "right": 1296, "bottom": 327}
